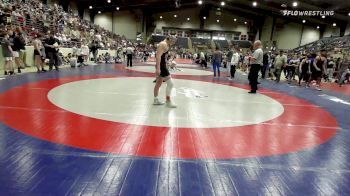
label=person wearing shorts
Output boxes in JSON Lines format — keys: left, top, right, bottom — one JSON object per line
{"left": 153, "top": 36, "right": 177, "bottom": 108}
{"left": 299, "top": 54, "right": 311, "bottom": 87}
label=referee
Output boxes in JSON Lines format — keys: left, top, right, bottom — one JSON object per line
{"left": 248, "top": 40, "right": 263, "bottom": 94}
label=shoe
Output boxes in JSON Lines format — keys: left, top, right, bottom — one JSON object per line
{"left": 41, "top": 69, "right": 47, "bottom": 72}
{"left": 153, "top": 98, "right": 165, "bottom": 105}
{"left": 248, "top": 91, "right": 256, "bottom": 94}
{"left": 9, "top": 71, "right": 15, "bottom": 75}
{"left": 17, "top": 68, "right": 21, "bottom": 73}
{"left": 228, "top": 78, "right": 232, "bottom": 81}
{"left": 166, "top": 101, "right": 177, "bottom": 108}
{"left": 4, "top": 71, "right": 8, "bottom": 75}
{"left": 55, "top": 66, "right": 59, "bottom": 71}
{"left": 316, "top": 87, "right": 322, "bottom": 91}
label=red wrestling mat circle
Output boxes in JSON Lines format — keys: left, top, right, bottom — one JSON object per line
{"left": 0, "top": 75, "right": 338, "bottom": 159}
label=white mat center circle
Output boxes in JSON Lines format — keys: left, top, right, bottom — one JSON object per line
{"left": 48, "top": 77, "right": 284, "bottom": 128}
{"left": 128, "top": 65, "right": 213, "bottom": 76}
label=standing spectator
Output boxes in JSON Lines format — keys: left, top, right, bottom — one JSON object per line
{"left": 12, "top": 27, "right": 26, "bottom": 73}
{"left": 2, "top": 31, "right": 15, "bottom": 75}
{"left": 248, "top": 40, "right": 263, "bottom": 94}
{"left": 229, "top": 47, "right": 240, "bottom": 80}
{"left": 309, "top": 50, "right": 327, "bottom": 91}
{"left": 81, "top": 42, "right": 89, "bottom": 65}
{"left": 33, "top": 34, "right": 46, "bottom": 73}
{"left": 287, "top": 54, "right": 299, "bottom": 84}
{"left": 212, "top": 46, "right": 222, "bottom": 78}
{"left": 273, "top": 50, "right": 288, "bottom": 83}
{"left": 338, "top": 54, "right": 350, "bottom": 87}
{"left": 226, "top": 47, "right": 233, "bottom": 78}
{"left": 298, "top": 54, "right": 311, "bottom": 87}
{"left": 44, "top": 32, "right": 60, "bottom": 71}
{"left": 326, "top": 56, "right": 335, "bottom": 82}
{"left": 90, "top": 39, "right": 99, "bottom": 63}
{"left": 261, "top": 52, "right": 269, "bottom": 79}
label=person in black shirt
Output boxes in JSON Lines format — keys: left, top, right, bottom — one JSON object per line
{"left": 44, "top": 32, "right": 60, "bottom": 71}
{"left": 90, "top": 39, "right": 99, "bottom": 63}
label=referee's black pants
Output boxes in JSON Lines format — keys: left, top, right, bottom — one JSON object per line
{"left": 248, "top": 64, "right": 261, "bottom": 93}
{"left": 127, "top": 54, "right": 133, "bottom": 67}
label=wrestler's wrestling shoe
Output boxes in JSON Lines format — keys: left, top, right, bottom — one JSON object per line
{"left": 153, "top": 98, "right": 165, "bottom": 105}
{"left": 166, "top": 101, "right": 177, "bottom": 108}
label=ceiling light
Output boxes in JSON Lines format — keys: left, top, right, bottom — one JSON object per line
{"left": 292, "top": 2, "right": 298, "bottom": 7}
{"left": 217, "top": 19, "right": 220, "bottom": 22}
{"left": 203, "top": 16, "right": 206, "bottom": 19}
{"left": 348, "top": 12, "right": 350, "bottom": 16}
{"left": 252, "top": 2, "right": 257, "bottom": 7}
{"left": 187, "top": 18, "right": 190, "bottom": 21}
{"left": 333, "top": 23, "right": 336, "bottom": 27}
{"left": 116, "top": 7, "right": 120, "bottom": 10}
{"left": 281, "top": 4, "right": 287, "bottom": 8}
{"left": 302, "top": 20, "right": 306, "bottom": 23}
{"left": 174, "top": 15, "right": 177, "bottom": 18}
{"left": 221, "top": 1, "right": 225, "bottom": 6}
{"left": 160, "top": 16, "right": 163, "bottom": 19}
{"left": 107, "top": 0, "right": 111, "bottom": 3}
{"left": 89, "top": 6, "right": 92, "bottom": 9}
{"left": 98, "top": 11, "right": 101, "bottom": 14}
{"left": 198, "top": 0, "right": 203, "bottom": 5}
{"left": 244, "top": 21, "right": 247, "bottom": 24}
{"left": 317, "top": 26, "right": 320, "bottom": 29}
{"left": 321, "top": 15, "right": 325, "bottom": 18}
{"left": 234, "top": 18, "right": 237, "bottom": 22}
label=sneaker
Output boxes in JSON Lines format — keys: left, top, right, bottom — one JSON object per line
{"left": 153, "top": 98, "right": 165, "bottom": 105}
{"left": 4, "top": 71, "right": 8, "bottom": 75}
{"left": 316, "top": 87, "right": 322, "bottom": 91}
{"left": 41, "top": 68, "right": 47, "bottom": 72}
{"left": 166, "top": 101, "right": 177, "bottom": 108}
{"left": 17, "top": 68, "right": 21, "bottom": 73}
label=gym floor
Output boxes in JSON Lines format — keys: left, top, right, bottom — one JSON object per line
{"left": 0, "top": 61, "right": 349, "bottom": 195}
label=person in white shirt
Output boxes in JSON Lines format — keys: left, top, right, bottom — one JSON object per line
{"left": 273, "top": 50, "right": 288, "bottom": 83}
{"left": 226, "top": 47, "right": 233, "bottom": 79}
{"left": 126, "top": 45, "right": 134, "bottom": 67}
{"left": 81, "top": 42, "right": 89, "bottom": 64}
{"left": 287, "top": 54, "right": 300, "bottom": 84}
{"left": 229, "top": 47, "right": 240, "bottom": 80}
{"left": 248, "top": 40, "right": 264, "bottom": 94}
{"left": 243, "top": 53, "right": 250, "bottom": 73}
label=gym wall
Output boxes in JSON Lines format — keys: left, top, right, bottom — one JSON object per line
{"left": 154, "top": 8, "right": 249, "bottom": 35}
{"left": 260, "top": 16, "right": 321, "bottom": 50}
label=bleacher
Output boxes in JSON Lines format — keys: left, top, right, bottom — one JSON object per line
{"left": 191, "top": 38, "right": 211, "bottom": 48}
{"left": 293, "top": 36, "right": 350, "bottom": 53}
{"left": 231, "top": 40, "right": 252, "bottom": 49}
{"left": 214, "top": 40, "right": 229, "bottom": 49}
{"left": 175, "top": 37, "right": 189, "bottom": 49}
{"left": 149, "top": 35, "right": 166, "bottom": 44}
